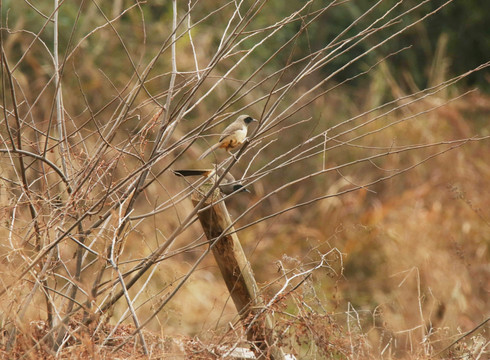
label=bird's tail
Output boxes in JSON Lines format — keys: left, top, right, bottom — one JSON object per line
{"left": 172, "top": 169, "right": 213, "bottom": 177}
{"left": 197, "top": 142, "right": 221, "bottom": 160}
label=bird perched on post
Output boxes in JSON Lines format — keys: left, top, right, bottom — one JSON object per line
{"left": 198, "top": 115, "right": 256, "bottom": 160}
{"left": 173, "top": 169, "right": 250, "bottom": 195}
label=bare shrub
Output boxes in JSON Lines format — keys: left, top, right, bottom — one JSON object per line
{"left": 0, "top": 0, "right": 488, "bottom": 358}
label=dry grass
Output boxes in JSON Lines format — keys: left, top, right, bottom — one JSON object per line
{"left": 0, "top": 1, "right": 489, "bottom": 359}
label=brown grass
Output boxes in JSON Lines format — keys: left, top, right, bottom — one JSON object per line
{"left": 1, "top": 1, "right": 489, "bottom": 359}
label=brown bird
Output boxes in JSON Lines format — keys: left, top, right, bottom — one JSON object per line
{"left": 198, "top": 115, "right": 256, "bottom": 160}
{"left": 173, "top": 169, "right": 250, "bottom": 195}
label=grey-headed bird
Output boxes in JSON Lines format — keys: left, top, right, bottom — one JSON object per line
{"left": 173, "top": 169, "right": 250, "bottom": 195}
{"left": 198, "top": 115, "right": 256, "bottom": 160}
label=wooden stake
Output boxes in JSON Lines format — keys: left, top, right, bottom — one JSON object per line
{"left": 192, "top": 186, "right": 285, "bottom": 360}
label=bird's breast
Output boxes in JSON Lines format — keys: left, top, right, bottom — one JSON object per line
{"left": 220, "top": 128, "right": 247, "bottom": 149}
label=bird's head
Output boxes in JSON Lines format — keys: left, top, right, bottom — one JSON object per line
{"left": 232, "top": 184, "right": 251, "bottom": 193}
{"left": 240, "top": 115, "right": 256, "bottom": 125}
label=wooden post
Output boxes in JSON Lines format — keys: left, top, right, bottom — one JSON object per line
{"left": 192, "top": 186, "right": 285, "bottom": 360}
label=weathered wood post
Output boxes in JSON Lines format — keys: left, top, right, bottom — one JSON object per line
{"left": 192, "top": 185, "right": 285, "bottom": 360}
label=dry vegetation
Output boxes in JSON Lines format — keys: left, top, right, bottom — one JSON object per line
{"left": 0, "top": 0, "right": 489, "bottom": 359}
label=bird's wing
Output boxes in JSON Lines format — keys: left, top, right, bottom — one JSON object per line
{"left": 219, "top": 121, "right": 246, "bottom": 141}
{"left": 222, "top": 171, "right": 236, "bottom": 184}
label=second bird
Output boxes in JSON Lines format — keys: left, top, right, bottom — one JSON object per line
{"left": 198, "top": 115, "right": 256, "bottom": 160}
{"left": 173, "top": 169, "right": 250, "bottom": 195}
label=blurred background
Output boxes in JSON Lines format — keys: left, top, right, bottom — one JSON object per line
{"left": 0, "top": 0, "right": 488, "bottom": 358}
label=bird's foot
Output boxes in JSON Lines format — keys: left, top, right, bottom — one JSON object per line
{"left": 228, "top": 151, "right": 239, "bottom": 162}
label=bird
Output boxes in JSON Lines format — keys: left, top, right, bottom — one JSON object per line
{"left": 198, "top": 115, "right": 256, "bottom": 160}
{"left": 173, "top": 169, "right": 250, "bottom": 195}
